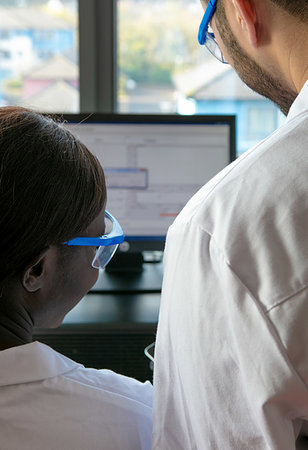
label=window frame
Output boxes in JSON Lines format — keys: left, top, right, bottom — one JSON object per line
{"left": 79, "top": 0, "right": 117, "bottom": 112}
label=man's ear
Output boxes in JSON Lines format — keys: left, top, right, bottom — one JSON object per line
{"left": 22, "top": 248, "right": 55, "bottom": 293}
{"left": 231, "top": 0, "right": 258, "bottom": 46}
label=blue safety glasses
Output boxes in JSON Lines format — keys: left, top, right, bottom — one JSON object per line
{"left": 198, "top": 0, "right": 228, "bottom": 64}
{"left": 63, "top": 210, "right": 124, "bottom": 269}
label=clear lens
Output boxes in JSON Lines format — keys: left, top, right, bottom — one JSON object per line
{"left": 205, "top": 30, "right": 228, "bottom": 64}
{"left": 92, "top": 244, "right": 119, "bottom": 269}
{"left": 104, "top": 214, "right": 113, "bottom": 234}
{"left": 91, "top": 211, "right": 124, "bottom": 269}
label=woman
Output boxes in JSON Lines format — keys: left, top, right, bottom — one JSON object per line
{"left": 0, "top": 106, "right": 152, "bottom": 449}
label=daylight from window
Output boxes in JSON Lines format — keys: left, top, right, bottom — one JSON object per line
{"left": 0, "top": 0, "right": 284, "bottom": 153}
{"left": 0, "top": 0, "right": 78, "bottom": 113}
{"left": 117, "top": 0, "right": 285, "bottom": 155}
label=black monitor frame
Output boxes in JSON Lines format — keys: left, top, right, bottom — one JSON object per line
{"left": 55, "top": 113, "right": 236, "bottom": 275}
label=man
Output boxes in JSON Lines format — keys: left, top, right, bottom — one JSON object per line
{"left": 152, "top": 0, "right": 308, "bottom": 448}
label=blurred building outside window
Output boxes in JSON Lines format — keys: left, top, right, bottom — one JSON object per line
{"left": 117, "top": 0, "right": 285, "bottom": 155}
{"left": 0, "top": 0, "right": 78, "bottom": 113}
{"left": 0, "top": 0, "right": 285, "bottom": 155}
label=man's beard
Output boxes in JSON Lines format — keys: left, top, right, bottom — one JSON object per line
{"left": 215, "top": 5, "right": 297, "bottom": 115}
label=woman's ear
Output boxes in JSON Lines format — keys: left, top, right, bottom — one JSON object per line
{"left": 22, "top": 248, "right": 56, "bottom": 293}
{"left": 231, "top": 0, "right": 258, "bottom": 46}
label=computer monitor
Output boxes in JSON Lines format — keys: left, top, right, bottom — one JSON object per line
{"left": 60, "top": 113, "right": 236, "bottom": 273}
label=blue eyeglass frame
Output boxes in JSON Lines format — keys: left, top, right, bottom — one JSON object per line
{"left": 198, "top": 0, "right": 228, "bottom": 64}
{"left": 198, "top": 0, "right": 217, "bottom": 45}
{"left": 64, "top": 210, "right": 124, "bottom": 247}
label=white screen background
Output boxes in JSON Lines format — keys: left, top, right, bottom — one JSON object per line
{"left": 66, "top": 122, "right": 231, "bottom": 237}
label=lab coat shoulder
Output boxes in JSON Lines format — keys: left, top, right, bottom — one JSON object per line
{"left": 169, "top": 110, "right": 308, "bottom": 312}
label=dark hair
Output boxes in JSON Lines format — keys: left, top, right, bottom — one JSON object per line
{"left": 0, "top": 106, "right": 106, "bottom": 282}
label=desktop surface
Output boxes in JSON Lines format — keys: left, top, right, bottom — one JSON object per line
{"left": 92, "top": 261, "right": 163, "bottom": 293}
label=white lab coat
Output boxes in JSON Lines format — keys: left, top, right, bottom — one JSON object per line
{"left": 0, "top": 341, "right": 153, "bottom": 449}
{"left": 152, "top": 82, "right": 308, "bottom": 449}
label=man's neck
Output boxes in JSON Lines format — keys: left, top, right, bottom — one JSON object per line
{"left": 297, "top": 66, "right": 308, "bottom": 93}
{"left": 276, "top": 19, "right": 308, "bottom": 93}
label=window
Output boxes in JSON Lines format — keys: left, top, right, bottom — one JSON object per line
{"left": 247, "top": 107, "right": 277, "bottom": 140}
{"left": 116, "top": 0, "right": 285, "bottom": 155}
{"left": 0, "top": 0, "right": 78, "bottom": 112}
{"left": 117, "top": 0, "right": 201, "bottom": 114}
{"left": 0, "top": 0, "right": 285, "bottom": 155}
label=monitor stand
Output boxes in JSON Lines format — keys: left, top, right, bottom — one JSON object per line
{"left": 91, "top": 252, "right": 163, "bottom": 294}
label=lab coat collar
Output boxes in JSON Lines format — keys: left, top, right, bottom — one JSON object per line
{"left": 286, "top": 80, "right": 308, "bottom": 123}
{"left": 0, "top": 341, "right": 79, "bottom": 386}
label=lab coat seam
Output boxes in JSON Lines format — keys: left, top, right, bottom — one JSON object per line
{"left": 199, "top": 224, "right": 308, "bottom": 315}
{"left": 62, "top": 374, "right": 153, "bottom": 409}
{"left": 197, "top": 226, "right": 308, "bottom": 390}
{"left": 265, "top": 284, "right": 308, "bottom": 313}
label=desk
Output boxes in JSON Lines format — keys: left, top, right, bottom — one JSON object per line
{"left": 91, "top": 261, "right": 163, "bottom": 293}
{"left": 34, "top": 267, "right": 161, "bottom": 382}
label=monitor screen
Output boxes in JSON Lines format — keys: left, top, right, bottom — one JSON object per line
{"left": 61, "top": 113, "right": 236, "bottom": 256}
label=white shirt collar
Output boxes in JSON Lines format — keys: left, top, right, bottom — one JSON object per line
{"left": 286, "top": 80, "right": 308, "bottom": 123}
{"left": 0, "top": 341, "right": 78, "bottom": 386}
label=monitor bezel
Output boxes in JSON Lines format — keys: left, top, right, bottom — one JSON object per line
{"left": 55, "top": 113, "right": 236, "bottom": 253}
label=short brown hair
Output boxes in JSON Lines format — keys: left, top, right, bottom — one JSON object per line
{"left": 0, "top": 106, "right": 106, "bottom": 282}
